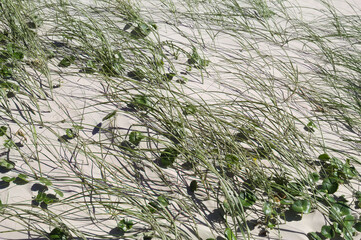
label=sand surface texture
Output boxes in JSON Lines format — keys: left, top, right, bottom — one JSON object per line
{"left": 1, "top": 0, "right": 361, "bottom": 239}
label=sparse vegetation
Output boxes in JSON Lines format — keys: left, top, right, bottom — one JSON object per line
{"left": 0, "top": 0, "right": 361, "bottom": 239}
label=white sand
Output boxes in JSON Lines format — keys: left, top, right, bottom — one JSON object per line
{"left": 1, "top": 0, "right": 361, "bottom": 239}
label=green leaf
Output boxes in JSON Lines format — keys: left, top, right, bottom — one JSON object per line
{"left": 131, "top": 23, "right": 151, "bottom": 38}
{"left": 0, "top": 159, "right": 15, "bottom": 170}
{"left": 39, "top": 177, "right": 52, "bottom": 186}
{"left": 1, "top": 176, "right": 15, "bottom": 182}
{"left": 43, "top": 194, "right": 59, "bottom": 204}
{"left": 54, "top": 189, "right": 64, "bottom": 197}
{"left": 129, "top": 131, "right": 144, "bottom": 146}
{"left": 280, "top": 198, "right": 294, "bottom": 205}
{"left": 157, "top": 195, "right": 169, "bottom": 207}
{"left": 354, "top": 222, "right": 361, "bottom": 232}
{"left": 163, "top": 73, "right": 175, "bottom": 81}
{"left": 35, "top": 192, "right": 47, "bottom": 202}
{"left": 118, "top": 219, "right": 134, "bottom": 231}
{"left": 17, "top": 174, "right": 27, "bottom": 180}
{"left": 159, "top": 147, "right": 179, "bottom": 168}
{"left": 330, "top": 203, "right": 351, "bottom": 221}
{"left": 58, "top": 56, "right": 75, "bottom": 67}
{"left": 49, "top": 227, "right": 68, "bottom": 240}
{"left": 239, "top": 191, "right": 257, "bottom": 208}
{"left": 321, "top": 177, "right": 338, "bottom": 194}
{"left": 102, "top": 110, "right": 116, "bottom": 121}
{"left": 308, "top": 172, "right": 320, "bottom": 183}
{"left": 263, "top": 202, "right": 274, "bottom": 216}
{"left": 307, "top": 232, "right": 322, "bottom": 240}
{"left": 225, "top": 154, "right": 239, "bottom": 165}
{"left": 343, "top": 214, "right": 355, "bottom": 229}
{"left": 318, "top": 153, "right": 330, "bottom": 161}
{"left": 224, "top": 227, "right": 237, "bottom": 240}
{"left": 321, "top": 225, "right": 335, "bottom": 238}
{"left": 129, "top": 95, "right": 150, "bottom": 110}
{"left": 65, "top": 129, "right": 75, "bottom": 139}
{"left": 12, "top": 51, "right": 24, "bottom": 60}
{"left": 0, "top": 126, "right": 7, "bottom": 136}
{"left": 4, "top": 139, "right": 15, "bottom": 149}
{"left": 13, "top": 174, "right": 29, "bottom": 185}
{"left": 291, "top": 199, "right": 311, "bottom": 214}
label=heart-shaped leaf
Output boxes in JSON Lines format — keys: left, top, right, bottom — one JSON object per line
{"left": 292, "top": 199, "right": 311, "bottom": 214}
{"left": 321, "top": 225, "right": 335, "bottom": 238}
{"left": 129, "top": 131, "right": 144, "bottom": 146}
{"left": 159, "top": 147, "right": 179, "bottom": 168}
{"left": 321, "top": 177, "right": 338, "bottom": 194}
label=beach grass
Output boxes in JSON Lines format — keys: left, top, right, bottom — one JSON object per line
{"left": 0, "top": 0, "right": 361, "bottom": 239}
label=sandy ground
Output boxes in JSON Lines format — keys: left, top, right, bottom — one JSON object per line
{"left": 1, "top": 0, "right": 361, "bottom": 239}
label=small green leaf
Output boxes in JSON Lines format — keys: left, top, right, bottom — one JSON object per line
{"left": 58, "top": 56, "right": 75, "bottom": 67}
{"left": 65, "top": 129, "right": 75, "bottom": 139}
{"left": 129, "top": 131, "right": 144, "bottom": 146}
{"left": 292, "top": 199, "right": 311, "bottom": 214}
{"left": 308, "top": 172, "right": 320, "bottom": 183}
{"left": 118, "top": 219, "right": 134, "bottom": 231}
{"left": 163, "top": 73, "right": 175, "bottom": 81}
{"left": 159, "top": 147, "right": 179, "bottom": 168}
{"left": 239, "top": 191, "right": 257, "bottom": 208}
{"left": 17, "top": 174, "right": 27, "bottom": 180}
{"left": 318, "top": 153, "right": 330, "bottom": 161}
{"left": 343, "top": 214, "right": 355, "bottom": 229}
{"left": 12, "top": 51, "right": 24, "bottom": 60}
{"left": 43, "top": 194, "right": 59, "bottom": 204}
{"left": 49, "top": 227, "right": 68, "bottom": 240}
{"left": 263, "top": 202, "right": 274, "bottom": 216}
{"left": 321, "top": 177, "right": 339, "bottom": 194}
{"left": 321, "top": 225, "right": 335, "bottom": 238}
{"left": 280, "top": 198, "right": 294, "bottom": 205}
{"left": 307, "top": 232, "right": 322, "bottom": 240}
{"left": 4, "top": 139, "right": 15, "bottom": 149}
{"left": 102, "top": 110, "right": 116, "bottom": 121}
{"left": 225, "top": 154, "right": 239, "bottom": 165}
{"left": 35, "top": 191, "right": 47, "bottom": 202}
{"left": 1, "top": 176, "right": 15, "bottom": 182}
{"left": 54, "top": 189, "right": 64, "bottom": 197}
{"left": 0, "top": 159, "right": 15, "bottom": 170}
{"left": 354, "top": 222, "right": 361, "bottom": 232}
{"left": 131, "top": 23, "right": 151, "bottom": 38}
{"left": 157, "top": 195, "right": 169, "bottom": 207}
{"left": 330, "top": 203, "right": 351, "bottom": 221}
{"left": 129, "top": 95, "right": 150, "bottom": 110}
{"left": 13, "top": 174, "right": 29, "bottom": 185}
{"left": 39, "top": 177, "right": 52, "bottom": 186}
{"left": 0, "top": 126, "right": 7, "bottom": 136}
{"left": 224, "top": 227, "right": 237, "bottom": 240}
